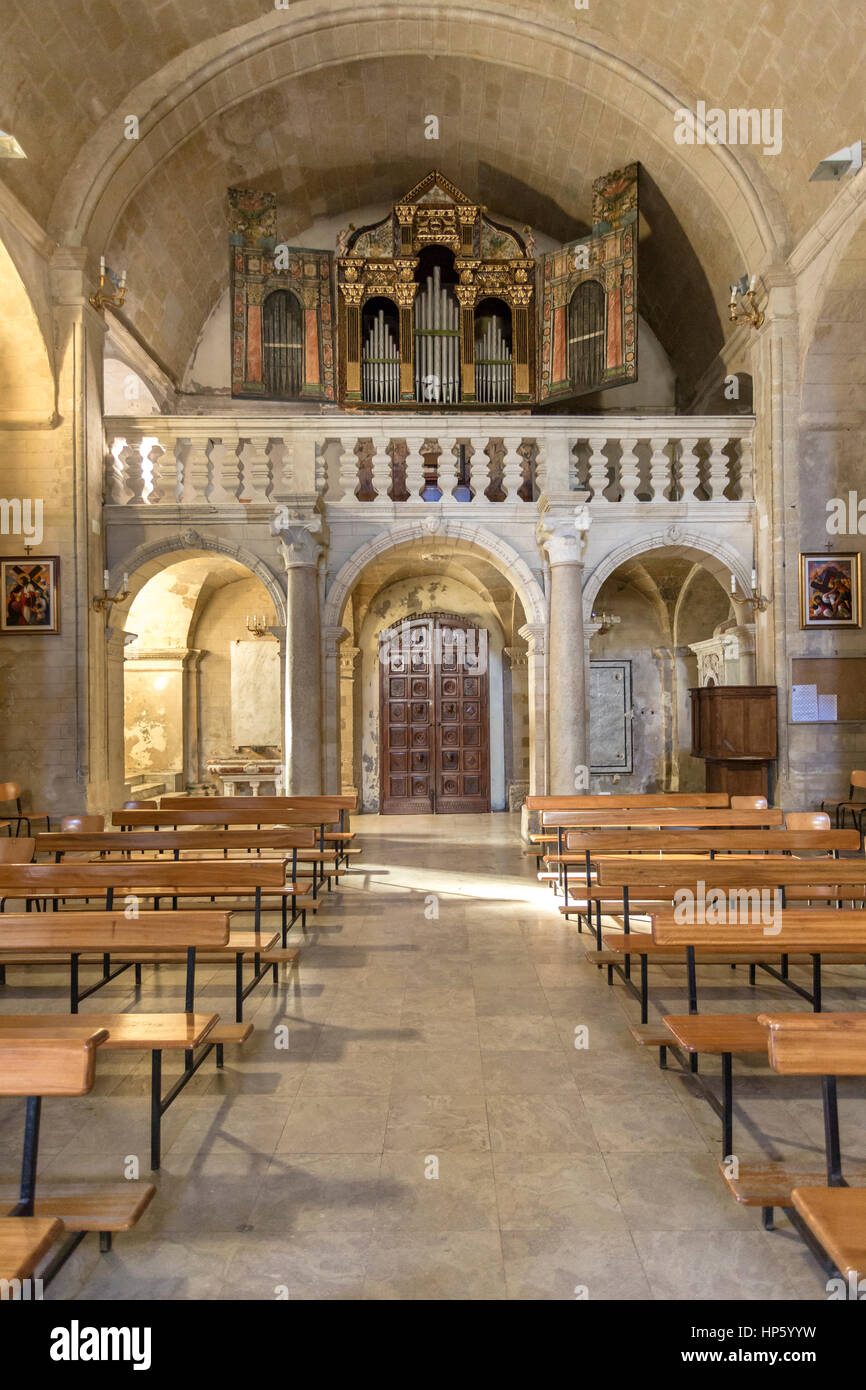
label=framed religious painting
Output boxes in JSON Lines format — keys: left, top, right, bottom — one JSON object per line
{"left": 0, "top": 557, "right": 61, "bottom": 634}
{"left": 799, "top": 552, "right": 861, "bottom": 629}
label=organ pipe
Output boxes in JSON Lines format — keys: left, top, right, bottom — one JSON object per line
{"left": 414, "top": 264, "right": 460, "bottom": 404}
{"left": 474, "top": 312, "right": 513, "bottom": 403}
{"left": 361, "top": 308, "right": 400, "bottom": 404}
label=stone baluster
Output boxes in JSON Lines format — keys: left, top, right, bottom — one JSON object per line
{"left": 706, "top": 435, "right": 730, "bottom": 500}
{"left": 404, "top": 435, "right": 427, "bottom": 500}
{"left": 648, "top": 435, "right": 671, "bottom": 501}
{"left": 533, "top": 442, "right": 547, "bottom": 496}
{"left": 122, "top": 436, "right": 146, "bottom": 504}
{"left": 271, "top": 437, "right": 293, "bottom": 498}
{"left": 737, "top": 434, "right": 754, "bottom": 501}
{"left": 619, "top": 437, "right": 641, "bottom": 503}
{"left": 678, "top": 436, "right": 701, "bottom": 501}
{"left": 145, "top": 440, "right": 167, "bottom": 505}
{"left": 440, "top": 439, "right": 461, "bottom": 504}
{"left": 501, "top": 435, "right": 524, "bottom": 500}
{"left": 370, "top": 437, "right": 392, "bottom": 502}
{"left": 470, "top": 437, "right": 490, "bottom": 500}
{"left": 105, "top": 443, "right": 131, "bottom": 505}
{"left": 587, "top": 435, "right": 609, "bottom": 502}
{"left": 238, "top": 435, "right": 273, "bottom": 503}
{"left": 207, "top": 439, "right": 237, "bottom": 505}
{"left": 337, "top": 438, "right": 359, "bottom": 502}
{"left": 178, "top": 433, "right": 211, "bottom": 505}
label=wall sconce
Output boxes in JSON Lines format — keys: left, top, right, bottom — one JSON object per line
{"left": 93, "top": 568, "right": 129, "bottom": 612}
{"left": 245, "top": 614, "right": 272, "bottom": 637}
{"left": 89, "top": 256, "right": 127, "bottom": 312}
{"left": 729, "top": 274, "right": 764, "bottom": 330}
{"left": 730, "top": 569, "right": 769, "bottom": 613}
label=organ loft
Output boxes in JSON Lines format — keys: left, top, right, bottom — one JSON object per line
{"left": 229, "top": 166, "right": 638, "bottom": 411}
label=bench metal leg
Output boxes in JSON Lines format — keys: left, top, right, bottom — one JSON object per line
{"left": 99, "top": 1232, "right": 112, "bottom": 1253}
{"left": 722, "top": 1052, "right": 733, "bottom": 1158}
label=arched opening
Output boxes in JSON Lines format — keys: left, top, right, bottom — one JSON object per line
{"left": 326, "top": 530, "right": 545, "bottom": 812}
{"left": 414, "top": 247, "right": 460, "bottom": 403}
{"left": 120, "top": 554, "right": 282, "bottom": 797}
{"left": 567, "top": 279, "right": 606, "bottom": 393}
{"left": 589, "top": 548, "right": 747, "bottom": 791}
{"left": 361, "top": 296, "right": 400, "bottom": 404}
{"left": 262, "top": 288, "right": 303, "bottom": 399}
{"left": 474, "top": 297, "right": 513, "bottom": 404}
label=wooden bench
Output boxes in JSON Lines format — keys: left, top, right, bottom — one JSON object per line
{"left": 720, "top": 1014, "right": 866, "bottom": 1259}
{"left": 0, "top": 1011, "right": 251, "bottom": 1168}
{"left": 790, "top": 1188, "right": 866, "bottom": 1283}
{"left": 545, "top": 827, "right": 861, "bottom": 917}
{"left": 0, "top": 1216, "right": 63, "bottom": 1288}
{"left": 37, "top": 828, "right": 318, "bottom": 935}
{"left": 659, "top": 1013, "right": 770, "bottom": 1155}
{"left": 0, "top": 1033, "right": 155, "bottom": 1280}
{"left": 0, "top": 903, "right": 294, "bottom": 1023}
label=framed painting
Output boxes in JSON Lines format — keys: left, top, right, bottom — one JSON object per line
{"left": 799, "top": 552, "right": 861, "bottom": 629}
{"left": 0, "top": 557, "right": 60, "bottom": 634}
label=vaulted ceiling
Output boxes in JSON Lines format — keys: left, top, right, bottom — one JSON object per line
{"left": 1, "top": 0, "right": 861, "bottom": 398}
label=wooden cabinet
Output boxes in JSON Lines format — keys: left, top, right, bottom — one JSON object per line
{"left": 690, "top": 685, "right": 777, "bottom": 798}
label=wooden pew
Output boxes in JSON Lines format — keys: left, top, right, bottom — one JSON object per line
{"left": 0, "top": 1010, "right": 249, "bottom": 1169}
{"left": 0, "top": 872, "right": 293, "bottom": 1019}
{"left": 0, "top": 1033, "right": 155, "bottom": 1277}
{"left": 114, "top": 808, "right": 361, "bottom": 891}
{"left": 36, "top": 828, "right": 318, "bottom": 935}
{"left": 720, "top": 1014, "right": 866, "bottom": 1248}
{"left": 546, "top": 827, "right": 861, "bottom": 917}
{"left": 150, "top": 802, "right": 359, "bottom": 883}
{"left": 0, "top": 1217, "right": 63, "bottom": 1287}
{"left": 523, "top": 792, "right": 731, "bottom": 867}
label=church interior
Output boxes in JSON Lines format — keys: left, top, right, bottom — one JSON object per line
{"left": 0, "top": 0, "right": 865, "bottom": 1324}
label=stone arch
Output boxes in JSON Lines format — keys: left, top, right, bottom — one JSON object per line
{"left": 0, "top": 229, "right": 55, "bottom": 426}
{"left": 323, "top": 518, "right": 547, "bottom": 631}
{"left": 52, "top": 4, "right": 787, "bottom": 267}
{"left": 110, "top": 531, "right": 287, "bottom": 629}
{"left": 583, "top": 530, "right": 751, "bottom": 622}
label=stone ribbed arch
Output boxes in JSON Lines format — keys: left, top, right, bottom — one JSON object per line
{"left": 110, "top": 532, "right": 287, "bottom": 628}
{"left": 323, "top": 519, "right": 547, "bottom": 631}
{"left": 50, "top": 0, "right": 787, "bottom": 268}
{"left": 583, "top": 530, "right": 752, "bottom": 622}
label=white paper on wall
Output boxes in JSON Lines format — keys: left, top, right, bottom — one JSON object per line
{"left": 817, "top": 693, "right": 838, "bottom": 722}
{"left": 791, "top": 684, "right": 819, "bottom": 722}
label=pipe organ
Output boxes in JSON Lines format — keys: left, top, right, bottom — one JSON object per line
{"left": 228, "top": 165, "right": 638, "bottom": 410}
{"left": 414, "top": 265, "right": 461, "bottom": 404}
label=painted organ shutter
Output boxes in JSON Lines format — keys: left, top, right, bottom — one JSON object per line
{"left": 262, "top": 290, "right": 303, "bottom": 399}
{"left": 568, "top": 281, "right": 606, "bottom": 392}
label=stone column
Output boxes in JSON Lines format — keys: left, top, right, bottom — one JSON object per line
{"left": 182, "top": 650, "right": 204, "bottom": 787}
{"left": 340, "top": 645, "right": 361, "bottom": 798}
{"left": 504, "top": 645, "right": 529, "bottom": 809}
{"left": 105, "top": 624, "right": 137, "bottom": 808}
{"left": 545, "top": 532, "right": 588, "bottom": 793}
{"left": 518, "top": 619, "right": 548, "bottom": 811}
{"left": 322, "top": 625, "right": 349, "bottom": 794}
{"left": 279, "top": 522, "right": 324, "bottom": 794}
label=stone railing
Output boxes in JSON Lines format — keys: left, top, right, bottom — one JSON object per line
{"left": 104, "top": 415, "right": 755, "bottom": 509}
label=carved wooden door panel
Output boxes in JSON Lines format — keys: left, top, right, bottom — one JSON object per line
{"left": 379, "top": 615, "right": 490, "bottom": 814}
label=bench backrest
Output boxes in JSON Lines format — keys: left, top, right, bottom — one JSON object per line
{"left": 651, "top": 912, "right": 866, "bottom": 948}
{"left": 0, "top": 910, "right": 232, "bottom": 950}
{"left": 0, "top": 837, "right": 36, "bottom": 863}
{"left": 758, "top": 1014, "right": 866, "bottom": 1075}
{"left": 112, "top": 809, "right": 313, "bottom": 829}
{"left": 0, "top": 1033, "right": 107, "bottom": 1096}
{"left": 525, "top": 793, "right": 730, "bottom": 811}
{"left": 37, "top": 828, "right": 317, "bottom": 855}
{"left": 594, "top": 857, "right": 866, "bottom": 888}
{"left": 785, "top": 812, "right": 832, "bottom": 831}
{"left": 0, "top": 861, "right": 286, "bottom": 889}
{"left": 542, "top": 809, "right": 783, "bottom": 829}
{"left": 562, "top": 829, "right": 860, "bottom": 854}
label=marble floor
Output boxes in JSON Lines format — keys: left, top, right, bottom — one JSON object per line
{"left": 3, "top": 812, "right": 865, "bottom": 1301}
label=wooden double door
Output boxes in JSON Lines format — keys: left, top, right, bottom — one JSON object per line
{"left": 380, "top": 615, "right": 490, "bottom": 814}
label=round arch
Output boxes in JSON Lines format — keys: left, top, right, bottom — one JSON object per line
{"left": 109, "top": 531, "right": 287, "bottom": 629}
{"left": 583, "top": 530, "right": 752, "bottom": 622}
{"left": 50, "top": 3, "right": 787, "bottom": 269}
{"left": 323, "top": 517, "right": 547, "bottom": 631}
